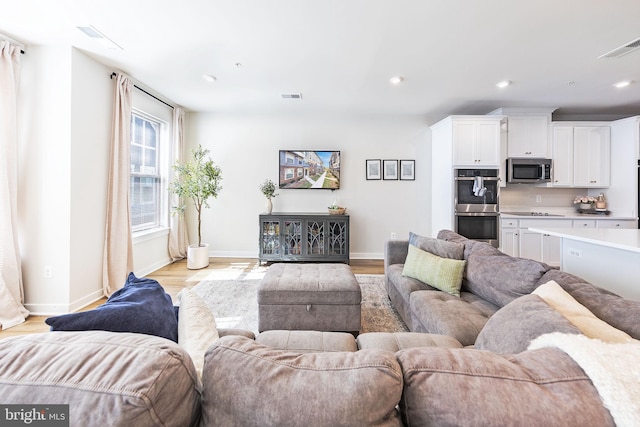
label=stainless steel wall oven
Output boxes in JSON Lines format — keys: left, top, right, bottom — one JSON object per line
{"left": 454, "top": 169, "right": 499, "bottom": 247}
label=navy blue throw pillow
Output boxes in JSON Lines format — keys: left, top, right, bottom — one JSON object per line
{"left": 45, "top": 273, "right": 178, "bottom": 342}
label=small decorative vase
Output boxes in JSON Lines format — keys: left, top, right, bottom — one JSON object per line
{"left": 266, "top": 198, "right": 273, "bottom": 214}
{"left": 580, "top": 203, "right": 593, "bottom": 210}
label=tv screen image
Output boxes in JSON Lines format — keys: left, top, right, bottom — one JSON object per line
{"left": 279, "top": 150, "right": 340, "bottom": 189}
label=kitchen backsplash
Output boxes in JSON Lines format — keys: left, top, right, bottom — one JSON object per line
{"left": 500, "top": 186, "right": 583, "bottom": 208}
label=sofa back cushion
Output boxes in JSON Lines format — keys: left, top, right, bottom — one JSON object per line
{"left": 0, "top": 331, "right": 201, "bottom": 427}
{"left": 464, "top": 242, "right": 551, "bottom": 307}
{"left": 396, "top": 346, "right": 615, "bottom": 427}
{"left": 474, "top": 294, "right": 582, "bottom": 353}
{"left": 201, "top": 336, "right": 403, "bottom": 427}
{"left": 537, "top": 269, "right": 640, "bottom": 340}
{"left": 409, "top": 232, "right": 464, "bottom": 259}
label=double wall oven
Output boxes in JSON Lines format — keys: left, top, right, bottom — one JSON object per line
{"left": 454, "top": 169, "right": 499, "bottom": 247}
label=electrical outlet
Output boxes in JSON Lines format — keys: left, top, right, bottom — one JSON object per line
{"left": 44, "top": 265, "right": 52, "bottom": 278}
{"left": 390, "top": 232, "right": 397, "bottom": 239}
{"left": 536, "top": 195, "right": 542, "bottom": 203}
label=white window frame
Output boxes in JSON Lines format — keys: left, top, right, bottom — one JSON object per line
{"left": 130, "top": 108, "right": 170, "bottom": 237}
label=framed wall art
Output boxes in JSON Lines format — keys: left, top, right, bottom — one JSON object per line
{"left": 400, "top": 160, "right": 415, "bottom": 180}
{"left": 366, "top": 159, "right": 381, "bottom": 180}
{"left": 383, "top": 160, "right": 398, "bottom": 180}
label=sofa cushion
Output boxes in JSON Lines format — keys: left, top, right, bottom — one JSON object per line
{"left": 201, "top": 336, "right": 403, "bottom": 427}
{"left": 396, "top": 346, "right": 615, "bottom": 427}
{"left": 409, "top": 232, "right": 464, "bottom": 259}
{"left": 256, "top": 330, "right": 358, "bottom": 352}
{"left": 533, "top": 280, "right": 634, "bottom": 343}
{"left": 475, "top": 294, "right": 582, "bottom": 354}
{"left": 464, "top": 244, "right": 550, "bottom": 307}
{"left": 539, "top": 269, "right": 640, "bottom": 340}
{"left": 177, "top": 288, "right": 219, "bottom": 380}
{"left": 409, "top": 290, "right": 493, "bottom": 346}
{"left": 357, "top": 332, "right": 463, "bottom": 351}
{"left": 402, "top": 245, "right": 466, "bottom": 297}
{"left": 0, "top": 331, "right": 201, "bottom": 427}
{"left": 45, "top": 273, "right": 178, "bottom": 342}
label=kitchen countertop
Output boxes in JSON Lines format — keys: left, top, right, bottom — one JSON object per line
{"left": 499, "top": 206, "right": 637, "bottom": 220}
{"left": 528, "top": 227, "right": 640, "bottom": 253}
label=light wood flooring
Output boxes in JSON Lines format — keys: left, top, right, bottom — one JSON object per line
{"left": 0, "top": 258, "right": 383, "bottom": 339}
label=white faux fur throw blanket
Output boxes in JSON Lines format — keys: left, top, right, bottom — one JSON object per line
{"left": 529, "top": 333, "right": 640, "bottom": 427}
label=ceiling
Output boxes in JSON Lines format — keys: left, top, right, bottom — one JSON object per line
{"left": 3, "top": 0, "right": 640, "bottom": 123}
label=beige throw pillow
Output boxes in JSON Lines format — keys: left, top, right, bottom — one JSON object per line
{"left": 533, "top": 280, "right": 634, "bottom": 343}
{"left": 178, "top": 288, "right": 220, "bottom": 379}
{"left": 402, "top": 244, "right": 466, "bottom": 297}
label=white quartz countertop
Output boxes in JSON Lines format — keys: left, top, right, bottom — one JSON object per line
{"left": 527, "top": 227, "right": 640, "bottom": 253}
{"left": 499, "top": 206, "right": 637, "bottom": 220}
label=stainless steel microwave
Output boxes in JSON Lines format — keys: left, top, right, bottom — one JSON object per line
{"left": 506, "top": 158, "right": 552, "bottom": 183}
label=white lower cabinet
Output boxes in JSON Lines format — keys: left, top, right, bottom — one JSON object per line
{"left": 596, "top": 219, "right": 638, "bottom": 229}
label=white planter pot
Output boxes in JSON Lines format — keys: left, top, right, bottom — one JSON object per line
{"left": 187, "top": 244, "right": 210, "bottom": 269}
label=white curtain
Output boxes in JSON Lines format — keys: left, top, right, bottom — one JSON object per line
{"left": 102, "top": 73, "right": 134, "bottom": 296}
{"left": 168, "top": 107, "right": 188, "bottom": 260}
{"left": 0, "top": 41, "right": 29, "bottom": 329}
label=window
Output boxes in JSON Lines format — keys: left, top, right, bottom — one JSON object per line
{"left": 130, "top": 111, "right": 168, "bottom": 232}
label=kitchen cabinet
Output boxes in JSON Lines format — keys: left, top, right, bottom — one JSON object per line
{"left": 596, "top": 219, "right": 638, "bottom": 228}
{"left": 506, "top": 116, "right": 550, "bottom": 157}
{"left": 519, "top": 219, "right": 569, "bottom": 267}
{"left": 452, "top": 119, "right": 501, "bottom": 167}
{"left": 551, "top": 125, "right": 610, "bottom": 188}
{"left": 500, "top": 219, "right": 519, "bottom": 257}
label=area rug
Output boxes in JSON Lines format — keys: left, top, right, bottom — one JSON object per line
{"left": 191, "top": 274, "right": 408, "bottom": 335}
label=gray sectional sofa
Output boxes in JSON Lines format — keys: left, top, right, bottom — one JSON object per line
{"left": 1, "top": 229, "right": 639, "bottom": 426}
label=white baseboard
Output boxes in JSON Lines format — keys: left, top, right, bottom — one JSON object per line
{"left": 25, "top": 288, "right": 104, "bottom": 316}
{"left": 135, "top": 257, "right": 173, "bottom": 277}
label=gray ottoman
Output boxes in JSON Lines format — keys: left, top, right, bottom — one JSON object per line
{"left": 258, "top": 263, "right": 362, "bottom": 333}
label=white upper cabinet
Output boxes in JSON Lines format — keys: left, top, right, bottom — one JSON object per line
{"left": 506, "top": 116, "right": 550, "bottom": 157}
{"left": 573, "top": 126, "right": 610, "bottom": 187}
{"left": 452, "top": 119, "right": 501, "bottom": 167}
{"left": 551, "top": 126, "right": 574, "bottom": 186}
{"left": 488, "top": 108, "right": 555, "bottom": 159}
{"left": 551, "top": 124, "right": 610, "bottom": 188}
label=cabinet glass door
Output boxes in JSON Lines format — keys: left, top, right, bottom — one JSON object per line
{"left": 306, "top": 220, "right": 325, "bottom": 255}
{"left": 261, "top": 221, "right": 280, "bottom": 256}
{"left": 283, "top": 220, "right": 302, "bottom": 255}
{"left": 328, "top": 220, "right": 348, "bottom": 255}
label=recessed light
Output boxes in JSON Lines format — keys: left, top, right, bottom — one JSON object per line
{"left": 203, "top": 74, "right": 217, "bottom": 83}
{"left": 389, "top": 76, "right": 405, "bottom": 85}
{"left": 613, "top": 80, "right": 631, "bottom": 88}
{"left": 496, "top": 80, "right": 511, "bottom": 88}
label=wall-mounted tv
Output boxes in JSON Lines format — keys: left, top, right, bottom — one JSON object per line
{"left": 279, "top": 150, "right": 340, "bottom": 189}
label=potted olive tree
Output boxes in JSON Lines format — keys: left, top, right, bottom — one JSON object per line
{"left": 170, "top": 144, "right": 222, "bottom": 269}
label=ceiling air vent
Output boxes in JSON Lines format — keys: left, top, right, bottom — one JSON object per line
{"left": 598, "top": 36, "right": 640, "bottom": 58}
{"left": 281, "top": 93, "right": 303, "bottom": 99}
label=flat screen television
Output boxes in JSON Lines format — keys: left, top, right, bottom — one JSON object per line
{"left": 279, "top": 150, "right": 340, "bottom": 189}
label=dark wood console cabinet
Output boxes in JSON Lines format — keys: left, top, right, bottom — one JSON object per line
{"left": 259, "top": 212, "right": 350, "bottom": 264}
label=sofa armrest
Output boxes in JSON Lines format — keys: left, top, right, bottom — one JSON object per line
{"left": 218, "top": 328, "right": 256, "bottom": 340}
{"left": 384, "top": 240, "right": 409, "bottom": 271}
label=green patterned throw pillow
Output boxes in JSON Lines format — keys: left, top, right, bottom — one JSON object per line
{"left": 402, "top": 244, "right": 466, "bottom": 297}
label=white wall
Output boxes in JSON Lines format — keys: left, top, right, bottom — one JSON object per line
{"left": 186, "top": 112, "right": 431, "bottom": 258}
{"left": 18, "top": 47, "right": 112, "bottom": 314}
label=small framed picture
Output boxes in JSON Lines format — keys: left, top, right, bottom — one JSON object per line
{"left": 400, "top": 160, "right": 415, "bottom": 180}
{"left": 366, "top": 159, "right": 382, "bottom": 180}
{"left": 383, "top": 160, "right": 398, "bottom": 180}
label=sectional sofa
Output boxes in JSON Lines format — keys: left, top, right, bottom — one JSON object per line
{"left": 1, "top": 230, "right": 639, "bottom": 426}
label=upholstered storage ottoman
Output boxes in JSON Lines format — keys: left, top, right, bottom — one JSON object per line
{"left": 258, "top": 263, "right": 362, "bottom": 333}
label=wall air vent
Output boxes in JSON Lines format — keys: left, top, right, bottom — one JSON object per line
{"left": 598, "top": 36, "right": 640, "bottom": 58}
{"left": 281, "top": 93, "right": 303, "bottom": 99}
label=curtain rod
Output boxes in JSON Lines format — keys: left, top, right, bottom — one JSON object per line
{"left": 110, "top": 72, "right": 174, "bottom": 109}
